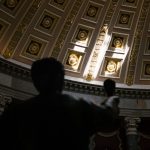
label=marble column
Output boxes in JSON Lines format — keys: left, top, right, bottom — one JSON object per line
{"left": 125, "top": 117, "right": 141, "bottom": 150}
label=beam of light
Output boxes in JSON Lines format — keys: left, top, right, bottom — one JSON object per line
{"left": 83, "top": 33, "right": 111, "bottom": 79}
{"left": 104, "top": 42, "right": 130, "bottom": 76}
{"left": 92, "top": 34, "right": 111, "bottom": 78}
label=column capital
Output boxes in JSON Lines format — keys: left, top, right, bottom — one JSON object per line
{"left": 125, "top": 117, "right": 141, "bottom": 135}
{"left": 125, "top": 117, "right": 141, "bottom": 126}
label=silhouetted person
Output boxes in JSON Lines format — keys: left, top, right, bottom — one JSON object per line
{"left": 102, "top": 78, "right": 120, "bottom": 130}
{"left": 104, "top": 78, "right": 116, "bottom": 97}
{"left": 0, "top": 57, "right": 119, "bottom": 150}
{"left": 101, "top": 78, "right": 118, "bottom": 106}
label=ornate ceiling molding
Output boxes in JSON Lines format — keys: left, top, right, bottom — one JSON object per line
{"left": 64, "top": 79, "right": 150, "bottom": 99}
{"left": 0, "top": 58, "right": 149, "bottom": 99}
{"left": 0, "top": 58, "right": 31, "bottom": 81}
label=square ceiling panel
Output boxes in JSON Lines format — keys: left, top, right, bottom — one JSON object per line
{"left": 63, "top": 49, "right": 85, "bottom": 72}
{"left": 115, "top": 10, "right": 134, "bottom": 29}
{"left": 35, "top": 10, "right": 60, "bottom": 36}
{"left": 100, "top": 57, "right": 122, "bottom": 78}
{"left": 82, "top": 2, "right": 103, "bottom": 23}
{"left": 1, "top": 0, "right": 24, "bottom": 16}
{"left": 20, "top": 35, "right": 47, "bottom": 60}
{"left": 108, "top": 33, "right": 128, "bottom": 53}
{"left": 72, "top": 24, "right": 93, "bottom": 47}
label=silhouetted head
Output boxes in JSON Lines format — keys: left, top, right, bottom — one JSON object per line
{"left": 103, "top": 79, "right": 116, "bottom": 97}
{"left": 31, "top": 57, "right": 65, "bottom": 95}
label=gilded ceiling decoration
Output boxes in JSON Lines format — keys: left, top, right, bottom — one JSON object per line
{"left": 0, "top": 0, "right": 150, "bottom": 90}
{"left": 64, "top": 49, "right": 84, "bottom": 71}
{"left": 36, "top": 10, "right": 59, "bottom": 35}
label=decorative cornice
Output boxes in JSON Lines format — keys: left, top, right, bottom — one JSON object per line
{"left": 0, "top": 83, "right": 34, "bottom": 100}
{"left": 0, "top": 58, "right": 31, "bottom": 81}
{"left": 64, "top": 79, "right": 150, "bottom": 99}
{"left": 0, "top": 58, "right": 150, "bottom": 99}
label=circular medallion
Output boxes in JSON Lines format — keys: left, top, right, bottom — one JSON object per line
{"left": 42, "top": 17, "right": 53, "bottom": 29}
{"left": 87, "top": 6, "right": 97, "bottom": 17}
{"left": 113, "top": 38, "right": 123, "bottom": 48}
{"left": 68, "top": 54, "right": 78, "bottom": 66}
{"left": 107, "top": 60, "right": 117, "bottom": 73}
{"left": 120, "top": 14, "right": 129, "bottom": 24}
{"left": 77, "top": 30, "right": 88, "bottom": 41}
{"left": 28, "top": 42, "right": 40, "bottom": 55}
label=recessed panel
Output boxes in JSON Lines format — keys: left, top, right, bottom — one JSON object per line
{"left": 3, "top": 0, "right": 20, "bottom": 10}
{"left": 20, "top": 35, "right": 47, "bottom": 60}
{"left": 1, "top": 0, "right": 23, "bottom": 16}
{"left": 115, "top": 11, "right": 134, "bottom": 29}
{"left": 35, "top": 10, "right": 60, "bottom": 35}
{"left": 63, "top": 49, "right": 85, "bottom": 72}
{"left": 82, "top": 2, "right": 102, "bottom": 23}
{"left": 100, "top": 57, "right": 122, "bottom": 78}
{"left": 108, "top": 33, "right": 128, "bottom": 53}
{"left": 72, "top": 25, "right": 93, "bottom": 47}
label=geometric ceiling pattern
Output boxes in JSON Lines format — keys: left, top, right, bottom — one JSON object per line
{"left": 0, "top": 0, "right": 150, "bottom": 88}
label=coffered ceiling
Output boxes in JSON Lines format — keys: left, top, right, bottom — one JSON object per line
{"left": 0, "top": 0, "right": 150, "bottom": 89}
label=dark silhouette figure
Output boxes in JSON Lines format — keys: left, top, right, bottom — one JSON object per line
{"left": 101, "top": 78, "right": 118, "bottom": 106}
{"left": 0, "top": 58, "right": 119, "bottom": 150}
{"left": 104, "top": 78, "right": 116, "bottom": 97}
